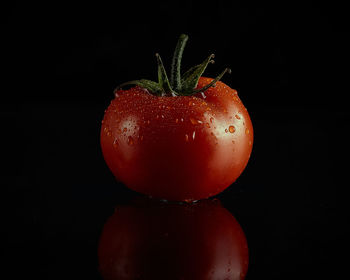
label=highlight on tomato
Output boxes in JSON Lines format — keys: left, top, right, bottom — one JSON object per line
{"left": 100, "top": 34, "right": 253, "bottom": 201}
{"left": 98, "top": 198, "right": 249, "bottom": 280}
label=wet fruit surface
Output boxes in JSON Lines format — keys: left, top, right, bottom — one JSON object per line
{"left": 98, "top": 198, "right": 249, "bottom": 280}
{"left": 101, "top": 77, "right": 253, "bottom": 201}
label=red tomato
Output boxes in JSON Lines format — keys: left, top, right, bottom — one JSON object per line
{"left": 98, "top": 198, "right": 249, "bottom": 280}
{"left": 100, "top": 34, "right": 253, "bottom": 201}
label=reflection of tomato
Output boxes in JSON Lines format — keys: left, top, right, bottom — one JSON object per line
{"left": 100, "top": 34, "right": 253, "bottom": 201}
{"left": 98, "top": 198, "right": 249, "bottom": 280}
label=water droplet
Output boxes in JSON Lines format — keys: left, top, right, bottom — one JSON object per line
{"left": 192, "top": 131, "right": 196, "bottom": 140}
{"left": 161, "top": 114, "right": 165, "bottom": 118}
{"left": 156, "top": 115, "right": 159, "bottom": 119}
{"left": 235, "top": 114, "right": 241, "bottom": 119}
{"left": 113, "top": 139, "right": 119, "bottom": 148}
{"left": 123, "top": 127, "right": 127, "bottom": 132}
{"left": 200, "top": 92, "right": 207, "bottom": 99}
{"left": 210, "top": 117, "right": 214, "bottom": 123}
{"left": 245, "top": 128, "right": 250, "bottom": 135}
{"left": 107, "top": 131, "right": 112, "bottom": 137}
{"left": 128, "top": 136, "right": 134, "bottom": 145}
{"left": 103, "top": 127, "right": 108, "bottom": 133}
{"left": 175, "top": 118, "right": 179, "bottom": 123}
{"left": 185, "top": 134, "right": 189, "bottom": 142}
{"left": 181, "top": 118, "right": 184, "bottom": 122}
{"left": 147, "top": 120, "right": 150, "bottom": 124}
{"left": 190, "top": 118, "right": 198, "bottom": 125}
{"left": 101, "top": 120, "right": 105, "bottom": 124}
{"left": 114, "top": 92, "right": 119, "bottom": 97}
{"left": 249, "top": 140, "right": 252, "bottom": 146}
{"left": 229, "top": 125, "right": 236, "bottom": 133}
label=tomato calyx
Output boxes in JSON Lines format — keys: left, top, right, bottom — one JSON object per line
{"left": 114, "top": 34, "right": 232, "bottom": 97}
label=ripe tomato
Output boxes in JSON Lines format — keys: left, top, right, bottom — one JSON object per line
{"left": 100, "top": 34, "right": 253, "bottom": 201}
{"left": 98, "top": 198, "right": 249, "bottom": 280}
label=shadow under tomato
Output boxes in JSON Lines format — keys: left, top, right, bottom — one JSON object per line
{"left": 98, "top": 197, "right": 249, "bottom": 280}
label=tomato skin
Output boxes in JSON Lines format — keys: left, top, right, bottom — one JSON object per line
{"left": 101, "top": 77, "right": 253, "bottom": 201}
{"left": 98, "top": 198, "right": 249, "bottom": 280}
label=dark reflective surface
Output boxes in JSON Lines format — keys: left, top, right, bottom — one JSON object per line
{"left": 98, "top": 198, "right": 248, "bottom": 280}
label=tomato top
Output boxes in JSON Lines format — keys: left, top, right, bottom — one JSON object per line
{"left": 114, "top": 34, "right": 231, "bottom": 98}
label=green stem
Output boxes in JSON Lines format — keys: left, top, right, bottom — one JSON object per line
{"left": 156, "top": 53, "right": 173, "bottom": 94}
{"left": 114, "top": 79, "right": 162, "bottom": 95}
{"left": 170, "top": 34, "right": 188, "bottom": 91}
{"left": 191, "top": 68, "right": 232, "bottom": 94}
{"left": 113, "top": 34, "right": 233, "bottom": 97}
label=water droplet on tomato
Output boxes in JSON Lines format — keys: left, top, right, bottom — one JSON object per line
{"left": 249, "top": 140, "right": 252, "bottom": 146}
{"left": 156, "top": 115, "right": 159, "bottom": 119}
{"left": 235, "top": 114, "right": 241, "bottom": 119}
{"left": 161, "top": 115, "right": 165, "bottom": 118}
{"left": 147, "top": 120, "right": 150, "bottom": 124}
{"left": 101, "top": 120, "right": 104, "bottom": 124}
{"left": 185, "top": 134, "right": 189, "bottom": 142}
{"left": 181, "top": 118, "right": 184, "bottom": 122}
{"left": 192, "top": 131, "right": 196, "bottom": 140}
{"left": 190, "top": 118, "right": 198, "bottom": 125}
{"left": 229, "top": 125, "right": 236, "bottom": 133}
{"left": 128, "top": 136, "right": 134, "bottom": 145}
{"left": 245, "top": 128, "right": 250, "bottom": 134}
{"left": 113, "top": 139, "right": 119, "bottom": 148}
{"left": 103, "top": 127, "right": 108, "bottom": 133}
{"left": 175, "top": 118, "right": 179, "bottom": 123}
{"left": 107, "top": 131, "right": 112, "bottom": 137}
{"left": 200, "top": 92, "right": 207, "bottom": 99}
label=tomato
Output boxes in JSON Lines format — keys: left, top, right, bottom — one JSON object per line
{"left": 98, "top": 198, "right": 249, "bottom": 280}
{"left": 100, "top": 34, "right": 253, "bottom": 201}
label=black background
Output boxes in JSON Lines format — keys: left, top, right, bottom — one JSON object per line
{"left": 2, "top": 1, "right": 349, "bottom": 279}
